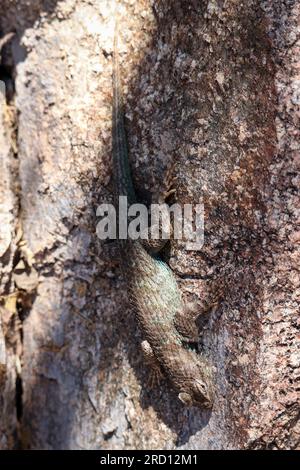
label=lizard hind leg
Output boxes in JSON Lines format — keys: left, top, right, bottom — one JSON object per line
{"left": 140, "top": 163, "right": 177, "bottom": 253}
{"left": 146, "top": 159, "right": 178, "bottom": 207}
{"left": 157, "top": 160, "right": 178, "bottom": 205}
{"left": 141, "top": 340, "right": 163, "bottom": 387}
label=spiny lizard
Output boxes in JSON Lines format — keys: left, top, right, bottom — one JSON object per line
{"left": 112, "top": 21, "right": 215, "bottom": 408}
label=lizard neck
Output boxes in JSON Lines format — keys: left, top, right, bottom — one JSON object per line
{"left": 112, "top": 21, "right": 136, "bottom": 206}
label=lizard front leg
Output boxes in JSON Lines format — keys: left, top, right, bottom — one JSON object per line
{"left": 141, "top": 340, "right": 163, "bottom": 387}
{"left": 174, "top": 290, "right": 223, "bottom": 343}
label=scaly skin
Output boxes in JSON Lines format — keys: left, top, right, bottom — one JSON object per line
{"left": 112, "top": 21, "right": 215, "bottom": 408}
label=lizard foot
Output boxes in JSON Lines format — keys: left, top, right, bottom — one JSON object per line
{"left": 141, "top": 340, "right": 163, "bottom": 387}
{"left": 157, "top": 175, "right": 177, "bottom": 205}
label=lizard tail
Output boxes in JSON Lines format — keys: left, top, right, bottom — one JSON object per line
{"left": 112, "top": 8, "right": 136, "bottom": 203}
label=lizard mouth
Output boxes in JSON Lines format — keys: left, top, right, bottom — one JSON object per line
{"left": 198, "top": 397, "right": 214, "bottom": 409}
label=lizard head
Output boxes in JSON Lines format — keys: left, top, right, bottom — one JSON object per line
{"left": 177, "top": 360, "right": 215, "bottom": 408}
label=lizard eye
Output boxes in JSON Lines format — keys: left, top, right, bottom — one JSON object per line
{"left": 178, "top": 392, "right": 193, "bottom": 405}
{"left": 193, "top": 379, "right": 207, "bottom": 397}
{"left": 193, "top": 379, "right": 214, "bottom": 408}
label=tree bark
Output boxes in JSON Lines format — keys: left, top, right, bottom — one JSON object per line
{"left": 0, "top": 0, "right": 299, "bottom": 449}
{"left": 0, "top": 71, "right": 19, "bottom": 450}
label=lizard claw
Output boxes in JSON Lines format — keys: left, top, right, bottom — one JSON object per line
{"left": 148, "top": 366, "right": 163, "bottom": 388}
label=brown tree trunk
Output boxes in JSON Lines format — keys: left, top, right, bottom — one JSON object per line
{"left": 0, "top": 0, "right": 299, "bottom": 449}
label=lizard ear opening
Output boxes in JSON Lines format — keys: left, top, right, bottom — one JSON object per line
{"left": 178, "top": 392, "right": 193, "bottom": 405}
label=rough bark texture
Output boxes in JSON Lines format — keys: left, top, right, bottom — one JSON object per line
{"left": 0, "top": 74, "right": 19, "bottom": 450}
{"left": 0, "top": 0, "right": 299, "bottom": 450}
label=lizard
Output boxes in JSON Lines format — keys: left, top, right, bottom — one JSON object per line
{"left": 112, "top": 18, "right": 215, "bottom": 408}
